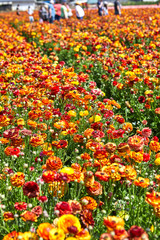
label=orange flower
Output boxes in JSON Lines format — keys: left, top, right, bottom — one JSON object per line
{"left": 73, "top": 134, "right": 84, "bottom": 143}
{"left": 119, "top": 165, "right": 137, "bottom": 181}
{"left": 103, "top": 216, "right": 125, "bottom": 232}
{"left": 3, "top": 231, "right": 23, "bottom": 240}
{"left": 57, "top": 214, "right": 81, "bottom": 234}
{"left": 105, "top": 142, "right": 116, "bottom": 153}
{"left": 84, "top": 128, "right": 94, "bottom": 138}
{"left": 21, "top": 211, "right": 37, "bottom": 222}
{"left": 46, "top": 156, "right": 62, "bottom": 171}
{"left": 80, "top": 153, "right": 91, "bottom": 161}
{"left": 37, "top": 223, "right": 54, "bottom": 240}
{"left": 129, "top": 151, "right": 143, "bottom": 163}
{"left": 76, "top": 229, "right": 91, "bottom": 240}
{"left": 84, "top": 171, "right": 95, "bottom": 187}
{"left": 10, "top": 172, "right": 25, "bottom": 187}
{"left": 0, "top": 138, "right": 9, "bottom": 144}
{"left": 0, "top": 115, "right": 10, "bottom": 127}
{"left": 3, "top": 212, "right": 14, "bottom": 221}
{"left": 117, "top": 143, "right": 130, "bottom": 153}
{"left": 134, "top": 177, "right": 150, "bottom": 188}
{"left": 86, "top": 181, "right": 102, "bottom": 196}
{"left": 29, "top": 135, "right": 44, "bottom": 147}
{"left": 80, "top": 196, "right": 97, "bottom": 210}
{"left": 122, "top": 122, "right": 133, "bottom": 133}
{"left": 27, "top": 119, "right": 37, "bottom": 129}
{"left": 145, "top": 191, "right": 160, "bottom": 207}
{"left": 54, "top": 120, "right": 69, "bottom": 130}
{"left": 149, "top": 140, "right": 160, "bottom": 152}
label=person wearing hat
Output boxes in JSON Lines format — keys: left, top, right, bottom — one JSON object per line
{"left": 75, "top": 2, "right": 85, "bottom": 20}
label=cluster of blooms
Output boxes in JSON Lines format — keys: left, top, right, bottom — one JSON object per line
{"left": 0, "top": 8, "right": 160, "bottom": 240}
{"left": 5, "top": 7, "right": 160, "bottom": 136}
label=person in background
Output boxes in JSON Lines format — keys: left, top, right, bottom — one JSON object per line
{"left": 75, "top": 2, "right": 85, "bottom": 20}
{"left": 28, "top": 6, "right": 34, "bottom": 23}
{"left": 114, "top": 0, "right": 121, "bottom": 15}
{"left": 16, "top": 4, "right": 20, "bottom": 15}
{"left": 97, "top": 0, "right": 103, "bottom": 16}
{"left": 54, "top": 1, "right": 62, "bottom": 21}
{"left": 48, "top": 2, "right": 55, "bottom": 23}
{"left": 66, "top": 2, "right": 72, "bottom": 18}
{"left": 61, "top": 0, "right": 68, "bottom": 19}
{"left": 103, "top": 1, "right": 108, "bottom": 15}
{"left": 39, "top": 5, "right": 48, "bottom": 23}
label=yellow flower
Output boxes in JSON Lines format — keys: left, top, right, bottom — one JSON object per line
{"left": 79, "top": 110, "right": 89, "bottom": 117}
{"left": 154, "top": 158, "right": 160, "bottom": 165}
{"left": 49, "top": 228, "right": 65, "bottom": 240}
{"left": 57, "top": 214, "right": 81, "bottom": 234}
{"left": 17, "top": 118, "right": 25, "bottom": 125}
{"left": 21, "top": 232, "right": 38, "bottom": 240}
{"left": 67, "top": 110, "right": 77, "bottom": 117}
{"left": 60, "top": 167, "right": 74, "bottom": 175}
{"left": 89, "top": 115, "right": 102, "bottom": 123}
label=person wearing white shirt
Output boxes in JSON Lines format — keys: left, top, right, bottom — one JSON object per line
{"left": 75, "top": 2, "right": 84, "bottom": 20}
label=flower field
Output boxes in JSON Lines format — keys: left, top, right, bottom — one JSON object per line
{"left": 0, "top": 7, "right": 160, "bottom": 240}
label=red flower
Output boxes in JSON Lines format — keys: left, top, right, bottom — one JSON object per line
{"left": 14, "top": 202, "right": 27, "bottom": 211}
{"left": 23, "top": 181, "right": 39, "bottom": 198}
{"left": 38, "top": 196, "right": 48, "bottom": 203}
{"left": 138, "top": 96, "right": 145, "bottom": 103}
{"left": 54, "top": 201, "right": 72, "bottom": 216}
{"left": 128, "top": 225, "right": 145, "bottom": 238}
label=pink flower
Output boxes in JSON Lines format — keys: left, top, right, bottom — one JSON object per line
{"left": 142, "top": 127, "right": 152, "bottom": 138}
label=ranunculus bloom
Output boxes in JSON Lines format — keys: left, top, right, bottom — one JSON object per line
{"left": 149, "top": 140, "right": 160, "bottom": 152}
{"left": 57, "top": 214, "right": 81, "bottom": 234}
{"left": 145, "top": 191, "right": 160, "bottom": 207}
{"left": 31, "top": 206, "right": 43, "bottom": 217}
{"left": 68, "top": 200, "right": 82, "bottom": 214}
{"left": 49, "top": 228, "right": 65, "bottom": 240}
{"left": 37, "top": 223, "right": 54, "bottom": 240}
{"left": 46, "top": 156, "right": 62, "bottom": 171}
{"left": 86, "top": 181, "right": 102, "bottom": 196}
{"left": 3, "top": 231, "right": 23, "bottom": 240}
{"left": 134, "top": 177, "right": 150, "bottom": 188}
{"left": 54, "top": 201, "right": 72, "bottom": 216}
{"left": 14, "top": 202, "right": 27, "bottom": 211}
{"left": 80, "top": 196, "right": 97, "bottom": 210}
{"left": 138, "top": 96, "right": 145, "bottom": 103}
{"left": 3, "top": 212, "right": 14, "bottom": 221}
{"left": 21, "top": 211, "right": 37, "bottom": 222}
{"left": 128, "top": 135, "right": 144, "bottom": 152}
{"left": 142, "top": 127, "right": 152, "bottom": 138}
{"left": 128, "top": 225, "right": 148, "bottom": 239}
{"left": 23, "top": 181, "right": 39, "bottom": 198}
{"left": 10, "top": 172, "right": 25, "bottom": 187}
{"left": 103, "top": 216, "right": 125, "bottom": 232}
